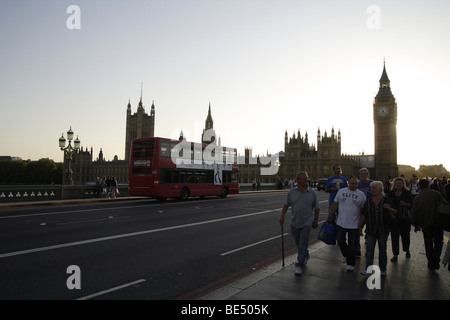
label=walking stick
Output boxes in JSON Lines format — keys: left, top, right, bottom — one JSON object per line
{"left": 281, "top": 224, "right": 285, "bottom": 267}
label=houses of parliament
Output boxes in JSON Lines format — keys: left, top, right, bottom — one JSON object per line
{"left": 68, "top": 63, "right": 398, "bottom": 185}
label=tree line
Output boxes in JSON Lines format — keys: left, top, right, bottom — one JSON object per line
{"left": 399, "top": 164, "right": 450, "bottom": 182}
{"left": 0, "top": 159, "right": 63, "bottom": 185}
{"left": 0, "top": 159, "right": 448, "bottom": 185}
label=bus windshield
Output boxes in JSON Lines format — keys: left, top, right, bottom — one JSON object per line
{"left": 131, "top": 139, "right": 154, "bottom": 175}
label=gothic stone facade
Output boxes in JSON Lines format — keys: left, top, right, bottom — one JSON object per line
{"left": 278, "top": 128, "right": 361, "bottom": 183}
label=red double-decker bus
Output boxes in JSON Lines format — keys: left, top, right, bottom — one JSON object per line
{"left": 129, "top": 137, "right": 239, "bottom": 200}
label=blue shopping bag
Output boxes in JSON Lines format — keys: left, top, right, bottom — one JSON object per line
{"left": 318, "top": 222, "right": 336, "bottom": 245}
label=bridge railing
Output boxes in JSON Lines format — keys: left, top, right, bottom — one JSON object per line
{"left": 0, "top": 184, "right": 129, "bottom": 203}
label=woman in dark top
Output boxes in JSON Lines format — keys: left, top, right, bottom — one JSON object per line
{"left": 387, "top": 177, "right": 413, "bottom": 262}
{"left": 359, "top": 181, "right": 397, "bottom": 276}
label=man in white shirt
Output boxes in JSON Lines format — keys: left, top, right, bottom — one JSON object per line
{"left": 328, "top": 176, "right": 366, "bottom": 271}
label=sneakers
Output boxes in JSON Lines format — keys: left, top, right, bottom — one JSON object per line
{"left": 360, "top": 269, "right": 387, "bottom": 276}
{"left": 295, "top": 265, "right": 302, "bottom": 275}
{"left": 347, "top": 265, "right": 354, "bottom": 272}
{"left": 294, "top": 254, "right": 310, "bottom": 275}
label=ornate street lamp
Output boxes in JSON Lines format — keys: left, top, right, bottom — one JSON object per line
{"left": 59, "top": 126, "right": 80, "bottom": 185}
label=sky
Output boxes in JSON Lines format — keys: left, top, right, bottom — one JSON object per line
{"left": 1, "top": 0, "right": 449, "bottom": 171}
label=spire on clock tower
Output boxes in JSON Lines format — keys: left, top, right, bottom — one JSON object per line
{"left": 379, "top": 60, "right": 390, "bottom": 88}
{"left": 376, "top": 60, "right": 393, "bottom": 99}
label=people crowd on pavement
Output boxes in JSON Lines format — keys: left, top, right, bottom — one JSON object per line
{"left": 95, "top": 176, "right": 119, "bottom": 198}
{"left": 279, "top": 167, "right": 450, "bottom": 281}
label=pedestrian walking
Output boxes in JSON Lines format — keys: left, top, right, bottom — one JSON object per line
{"left": 279, "top": 171, "right": 320, "bottom": 275}
{"left": 328, "top": 176, "right": 366, "bottom": 272}
{"left": 325, "top": 164, "right": 348, "bottom": 214}
{"left": 387, "top": 177, "right": 413, "bottom": 262}
{"left": 411, "top": 178, "right": 445, "bottom": 270}
{"left": 357, "top": 168, "right": 373, "bottom": 256}
{"left": 359, "top": 181, "right": 398, "bottom": 276}
{"left": 105, "top": 176, "right": 112, "bottom": 198}
{"left": 95, "top": 177, "right": 102, "bottom": 198}
{"left": 445, "top": 179, "right": 450, "bottom": 201}
{"left": 111, "top": 176, "right": 118, "bottom": 198}
{"left": 357, "top": 168, "right": 373, "bottom": 200}
{"left": 100, "top": 176, "right": 106, "bottom": 197}
{"left": 409, "top": 174, "right": 419, "bottom": 198}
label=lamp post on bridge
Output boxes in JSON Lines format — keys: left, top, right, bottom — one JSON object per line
{"left": 58, "top": 126, "right": 80, "bottom": 185}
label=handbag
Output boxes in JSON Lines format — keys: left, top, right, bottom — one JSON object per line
{"left": 318, "top": 222, "right": 336, "bottom": 245}
{"left": 382, "top": 197, "right": 398, "bottom": 226}
{"left": 398, "top": 206, "right": 411, "bottom": 223}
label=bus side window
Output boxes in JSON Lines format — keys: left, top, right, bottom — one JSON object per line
{"left": 162, "top": 169, "right": 172, "bottom": 183}
{"left": 160, "top": 142, "right": 171, "bottom": 157}
{"left": 223, "top": 171, "right": 231, "bottom": 183}
{"left": 173, "top": 169, "right": 179, "bottom": 183}
{"left": 206, "top": 171, "right": 214, "bottom": 183}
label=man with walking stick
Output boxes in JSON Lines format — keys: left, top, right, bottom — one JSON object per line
{"left": 279, "top": 171, "right": 320, "bottom": 275}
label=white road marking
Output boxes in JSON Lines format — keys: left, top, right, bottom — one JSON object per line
{"left": 76, "top": 279, "right": 146, "bottom": 300}
{"left": 220, "top": 218, "right": 327, "bottom": 256}
{"left": 0, "top": 209, "right": 280, "bottom": 259}
{"left": 220, "top": 233, "right": 289, "bottom": 256}
{"left": 0, "top": 204, "right": 155, "bottom": 219}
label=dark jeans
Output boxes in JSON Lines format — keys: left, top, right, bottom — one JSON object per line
{"left": 422, "top": 223, "right": 444, "bottom": 267}
{"left": 366, "top": 232, "right": 389, "bottom": 272}
{"left": 336, "top": 226, "right": 359, "bottom": 266}
{"left": 390, "top": 222, "right": 411, "bottom": 255}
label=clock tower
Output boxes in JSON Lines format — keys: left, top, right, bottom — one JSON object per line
{"left": 373, "top": 62, "right": 398, "bottom": 180}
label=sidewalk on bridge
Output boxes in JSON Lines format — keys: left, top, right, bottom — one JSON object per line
{"left": 201, "top": 228, "right": 450, "bottom": 300}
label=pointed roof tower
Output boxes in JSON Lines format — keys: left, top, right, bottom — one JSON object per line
{"left": 379, "top": 59, "right": 390, "bottom": 88}
{"left": 138, "top": 82, "right": 144, "bottom": 111}
{"left": 376, "top": 60, "right": 393, "bottom": 98}
{"left": 202, "top": 102, "right": 216, "bottom": 144}
{"left": 205, "top": 102, "right": 213, "bottom": 130}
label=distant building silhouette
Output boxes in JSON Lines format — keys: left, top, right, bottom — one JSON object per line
{"left": 125, "top": 85, "right": 155, "bottom": 161}
{"left": 66, "top": 62, "right": 397, "bottom": 185}
{"left": 242, "top": 62, "right": 396, "bottom": 183}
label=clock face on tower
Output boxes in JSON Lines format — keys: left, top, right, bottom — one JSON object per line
{"left": 377, "top": 106, "right": 389, "bottom": 117}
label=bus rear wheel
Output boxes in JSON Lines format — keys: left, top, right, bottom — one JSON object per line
{"left": 180, "top": 187, "right": 190, "bottom": 201}
{"left": 220, "top": 187, "right": 228, "bottom": 198}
